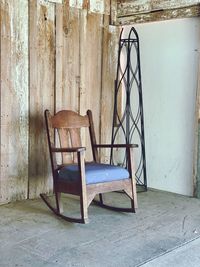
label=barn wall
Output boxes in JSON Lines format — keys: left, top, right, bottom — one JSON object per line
{"left": 115, "top": 0, "right": 200, "bottom": 25}
{"left": 0, "top": 0, "right": 29, "bottom": 203}
{"left": 0, "top": 0, "right": 119, "bottom": 204}
{"left": 2, "top": 0, "right": 199, "bottom": 203}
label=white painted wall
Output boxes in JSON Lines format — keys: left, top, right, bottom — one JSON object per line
{"left": 124, "top": 18, "right": 200, "bottom": 196}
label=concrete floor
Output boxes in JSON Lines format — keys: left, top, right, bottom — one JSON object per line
{"left": 1, "top": 190, "right": 200, "bottom": 267}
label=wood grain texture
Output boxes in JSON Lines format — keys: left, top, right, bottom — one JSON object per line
{"left": 29, "top": 0, "right": 55, "bottom": 198}
{"left": 79, "top": 11, "right": 104, "bottom": 161}
{"left": 55, "top": 2, "right": 80, "bottom": 112}
{"left": 51, "top": 110, "right": 89, "bottom": 128}
{"left": 43, "top": 108, "right": 136, "bottom": 223}
{"left": 0, "top": 0, "right": 120, "bottom": 204}
{"left": 100, "top": 17, "right": 120, "bottom": 163}
{"left": 0, "top": 0, "right": 29, "bottom": 204}
{"left": 69, "top": 0, "right": 109, "bottom": 14}
{"left": 116, "top": 0, "right": 200, "bottom": 25}
{"left": 117, "top": 5, "right": 200, "bottom": 25}
{"left": 117, "top": 0, "right": 200, "bottom": 16}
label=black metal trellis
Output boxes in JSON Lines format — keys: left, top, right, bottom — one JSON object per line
{"left": 110, "top": 27, "right": 147, "bottom": 191}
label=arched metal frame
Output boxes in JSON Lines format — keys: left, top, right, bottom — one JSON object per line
{"left": 110, "top": 27, "right": 147, "bottom": 191}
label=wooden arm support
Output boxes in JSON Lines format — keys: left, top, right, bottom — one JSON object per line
{"left": 51, "top": 147, "right": 86, "bottom": 153}
{"left": 94, "top": 144, "right": 138, "bottom": 148}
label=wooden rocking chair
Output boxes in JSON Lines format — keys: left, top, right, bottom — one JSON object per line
{"left": 40, "top": 109, "right": 138, "bottom": 223}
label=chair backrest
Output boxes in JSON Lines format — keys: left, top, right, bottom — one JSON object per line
{"left": 45, "top": 110, "right": 98, "bottom": 170}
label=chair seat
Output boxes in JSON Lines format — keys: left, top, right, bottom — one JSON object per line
{"left": 58, "top": 162, "right": 130, "bottom": 185}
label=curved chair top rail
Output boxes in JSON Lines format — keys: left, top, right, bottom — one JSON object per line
{"left": 46, "top": 110, "right": 90, "bottom": 129}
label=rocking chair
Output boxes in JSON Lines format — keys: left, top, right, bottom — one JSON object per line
{"left": 40, "top": 109, "right": 138, "bottom": 223}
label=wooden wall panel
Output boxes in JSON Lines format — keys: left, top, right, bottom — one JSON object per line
{"left": 55, "top": 2, "right": 80, "bottom": 112}
{"left": 29, "top": 0, "right": 55, "bottom": 199}
{"left": 69, "top": 0, "right": 110, "bottom": 14}
{"left": 116, "top": 0, "right": 200, "bottom": 25}
{"left": 100, "top": 17, "right": 120, "bottom": 163}
{"left": 79, "top": 10, "right": 104, "bottom": 160}
{"left": 1, "top": 0, "right": 200, "bottom": 202}
{"left": 0, "top": 0, "right": 29, "bottom": 203}
{"left": 117, "top": 0, "right": 200, "bottom": 16}
{"left": 0, "top": 0, "right": 119, "bottom": 204}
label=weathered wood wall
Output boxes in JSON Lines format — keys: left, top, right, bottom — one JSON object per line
{"left": 0, "top": 0, "right": 29, "bottom": 203}
{"left": 1, "top": 0, "right": 199, "bottom": 204}
{"left": 115, "top": 0, "right": 200, "bottom": 25}
{"left": 0, "top": 0, "right": 119, "bottom": 204}
{"left": 29, "top": 0, "right": 56, "bottom": 199}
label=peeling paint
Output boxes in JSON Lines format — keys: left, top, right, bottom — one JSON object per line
{"left": 69, "top": 0, "right": 107, "bottom": 14}
{"left": 0, "top": 0, "right": 115, "bottom": 203}
{"left": 90, "top": 0, "right": 104, "bottom": 14}
{"left": 39, "top": 0, "right": 63, "bottom": 5}
{"left": 116, "top": 0, "right": 200, "bottom": 25}
{"left": 48, "top": 0, "right": 63, "bottom": 3}
{"left": 69, "top": 0, "right": 83, "bottom": 9}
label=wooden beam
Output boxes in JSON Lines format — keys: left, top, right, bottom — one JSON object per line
{"left": 117, "top": 0, "right": 200, "bottom": 17}
{"left": 115, "top": 0, "right": 200, "bottom": 25}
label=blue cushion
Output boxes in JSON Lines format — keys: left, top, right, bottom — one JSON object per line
{"left": 58, "top": 162, "right": 130, "bottom": 184}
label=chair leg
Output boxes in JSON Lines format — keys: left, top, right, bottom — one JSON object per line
{"left": 131, "top": 199, "right": 135, "bottom": 213}
{"left": 80, "top": 195, "right": 89, "bottom": 224}
{"left": 55, "top": 192, "right": 63, "bottom": 214}
{"left": 99, "top": 193, "right": 103, "bottom": 204}
{"left": 131, "top": 179, "right": 138, "bottom": 209}
{"left": 93, "top": 182, "right": 136, "bottom": 213}
{"left": 124, "top": 184, "right": 136, "bottom": 212}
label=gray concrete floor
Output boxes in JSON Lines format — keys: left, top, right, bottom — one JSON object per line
{"left": 1, "top": 190, "right": 200, "bottom": 267}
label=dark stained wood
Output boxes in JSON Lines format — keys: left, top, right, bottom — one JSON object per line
{"left": 57, "top": 128, "right": 73, "bottom": 164}
{"left": 41, "top": 109, "right": 138, "bottom": 223}
{"left": 52, "top": 147, "right": 86, "bottom": 153}
{"left": 87, "top": 110, "right": 99, "bottom": 162}
{"left": 94, "top": 144, "right": 138, "bottom": 148}
{"left": 78, "top": 150, "right": 88, "bottom": 223}
{"left": 127, "top": 147, "right": 138, "bottom": 208}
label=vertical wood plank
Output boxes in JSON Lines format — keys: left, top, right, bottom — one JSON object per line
{"left": 0, "top": 0, "right": 29, "bottom": 203}
{"left": 79, "top": 11, "right": 104, "bottom": 161}
{"left": 100, "top": 16, "right": 120, "bottom": 163}
{"left": 110, "top": 0, "right": 118, "bottom": 25}
{"left": 0, "top": 0, "right": 119, "bottom": 204}
{"left": 55, "top": 2, "right": 80, "bottom": 112}
{"left": 29, "top": 0, "right": 55, "bottom": 198}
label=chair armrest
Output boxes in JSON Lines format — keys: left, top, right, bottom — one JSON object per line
{"left": 93, "top": 144, "right": 138, "bottom": 148}
{"left": 51, "top": 147, "right": 86, "bottom": 153}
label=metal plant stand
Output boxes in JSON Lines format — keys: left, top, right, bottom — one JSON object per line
{"left": 110, "top": 27, "right": 147, "bottom": 191}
